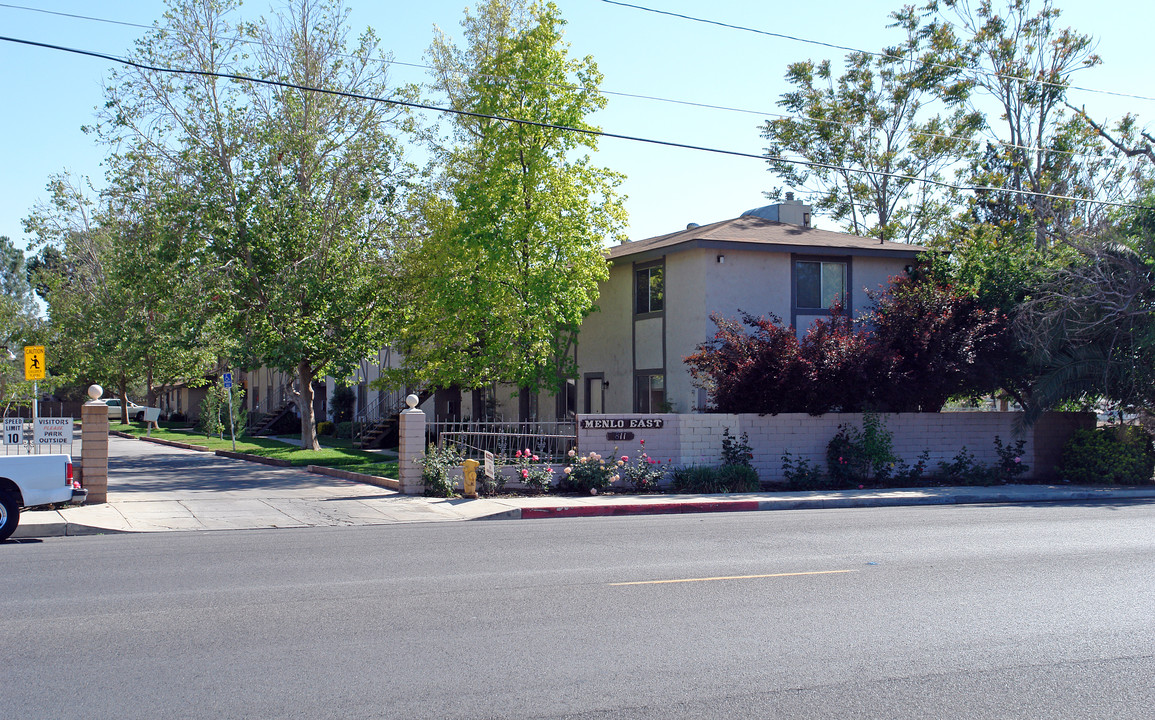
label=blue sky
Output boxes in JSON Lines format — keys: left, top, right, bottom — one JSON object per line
{"left": 2, "top": 0, "right": 1153, "bottom": 257}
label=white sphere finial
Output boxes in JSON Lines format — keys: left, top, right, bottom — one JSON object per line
{"left": 87, "top": 384, "right": 103, "bottom": 401}
{"left": 405, "top": 393, "right": 419, "bottom": 409}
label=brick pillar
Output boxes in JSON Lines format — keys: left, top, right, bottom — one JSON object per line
{"left": 397, "top": 395, "right": 426, "bottom": 495}
{"left": 80, "top": 392, "right": 110, "bottom": 504}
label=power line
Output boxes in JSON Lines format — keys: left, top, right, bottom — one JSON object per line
{"left": 0, "top": 33, "right": 1149, "bottom": 213}
{"left": 599, "top": 0, "right": 1155, "bottom": 104}
{"left": 0, "top": 2, "right": 152, "bottom": 31}
{"left": 0, "top": 2, "right": 1125, "bottom": 165}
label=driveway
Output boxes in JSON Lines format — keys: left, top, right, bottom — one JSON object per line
{"left": 28, "top": 436, "right": 498, "bottom": 534}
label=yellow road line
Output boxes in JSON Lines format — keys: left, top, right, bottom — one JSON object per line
{"left": 609, "top": 569, "right": 858, "bottom": 586}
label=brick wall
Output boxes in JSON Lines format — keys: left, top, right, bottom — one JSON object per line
{"left": 576, "top": 412, "right": 1094, "bottom": 483}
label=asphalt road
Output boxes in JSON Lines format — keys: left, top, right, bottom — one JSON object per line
{"left": 3, "top": 502, "right": 1154, "bottom": 719}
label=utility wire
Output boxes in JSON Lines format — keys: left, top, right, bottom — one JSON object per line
{"left": 600, "top": 0, "right": 1155, "bottom": 104}
{"left": 0, "top": 1, "right": 1126, "bottom": 164}
{"left": 0, "top": 34, "right": 1149, "bottom": 212}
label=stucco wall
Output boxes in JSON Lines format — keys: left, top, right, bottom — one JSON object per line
{"left": 576, "top": 412, "right": 1095, "bottom": 483}
{"left": 577, "top": 260, "right": 634, "bottom": 414}
{"left": 852, "top": 255, "right": 909, "bottom": 303}
{"left": 576, "top": 246, "right": 915, "bottom": 415}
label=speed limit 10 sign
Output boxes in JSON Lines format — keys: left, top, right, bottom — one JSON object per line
{"left": 3, "top": 418, "right": 23, "bottom": 446}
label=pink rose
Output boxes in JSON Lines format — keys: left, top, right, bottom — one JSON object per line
{"left": 515, "top": 450, "right": 522, "bottom": 458}
{"left": 521, "top": 469, "right": 529, "bottom": 478}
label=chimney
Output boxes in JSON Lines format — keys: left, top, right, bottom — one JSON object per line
{"left": 741, "top": 193, "right": 811, "bottom": 227}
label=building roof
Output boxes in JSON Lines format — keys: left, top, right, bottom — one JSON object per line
{"left": 607, "top": 215, "right": 927, "bottom": 260}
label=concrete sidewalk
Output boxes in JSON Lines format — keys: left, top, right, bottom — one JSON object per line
{"left": 14, "top": 435, "right": 1155, "bottom": 538}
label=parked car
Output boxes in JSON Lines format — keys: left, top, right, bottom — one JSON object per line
{"left": 101, "top": 399, "right": 161, "bottom": 423}
{"left": 0, "top": 454, "right": 85, "bottom": 541}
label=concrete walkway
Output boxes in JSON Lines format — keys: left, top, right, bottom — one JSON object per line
{"left": 15, "top": 434, "right": 1155, "bottom": 538}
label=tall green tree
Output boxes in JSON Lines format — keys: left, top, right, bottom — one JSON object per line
{"left": 391, "top": 1, "right": 626, "bottom": 413}
{"left": 762, "top": 7, "right": 980, "bottom": 243}
{"left": 921, "top": 0, "right": 1146, "bottom": 246}
{"left": 23, "top": 171, "right": 218, "bottom": 421}
{"left": 98, "top": 0, "right": 414, "bottom": 448}
{"left": 0, "top": 235, "right": 43, "bottom": 409}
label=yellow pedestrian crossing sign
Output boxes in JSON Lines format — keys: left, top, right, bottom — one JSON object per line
{"left": 24, "top": 346, "right": 45, "bottom": 380}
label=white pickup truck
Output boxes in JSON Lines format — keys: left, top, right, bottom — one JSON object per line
{"left": 0, "top": 454, "right": 86, "bottom": 541}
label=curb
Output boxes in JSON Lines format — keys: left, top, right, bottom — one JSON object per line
{"left": 215, "top": 449, "right": 293, "bottom": 467}
{"left": 519, "top": 500, "right": 761, "bottom": 519}
{"left": 123, "top": 433, "right": 213, "bottom": 452}
{"left": 306, "top": 465, "right": 400, "bottom": 491}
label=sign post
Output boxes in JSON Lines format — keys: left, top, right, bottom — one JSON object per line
{"left": 223, "top": 372, "right": 236, "bottom": 452}
{"left": 24, "top": 346, "right": 45, "bottom": 445}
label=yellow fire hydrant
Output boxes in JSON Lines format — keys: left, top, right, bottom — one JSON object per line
{"left": 462, "top": 459, "right": 479, "bottom": 499}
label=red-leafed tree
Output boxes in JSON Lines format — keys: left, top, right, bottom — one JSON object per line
{"left": 685, "top": 276, "right": 1025, "bottom": 414}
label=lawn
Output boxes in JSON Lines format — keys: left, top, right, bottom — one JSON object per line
{"left": 112, "top": 423, "right": 399, "bottom": 479}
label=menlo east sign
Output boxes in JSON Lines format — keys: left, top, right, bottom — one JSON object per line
{"left": 579, "top": 417, "right": 665, "bottom": 430}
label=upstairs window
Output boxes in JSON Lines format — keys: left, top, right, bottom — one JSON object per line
{"left": 796, "top": 260, "right": 846, "bottom": 309}
{"left": 635, "top": 265, "right": 664, "bottom": 315}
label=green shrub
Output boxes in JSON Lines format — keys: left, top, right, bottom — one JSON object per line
{"left": 781, "top": 451, "right": 840, "bottom": 490}
{"left": 671, "top": 464, "right": 760, "bottom": 493}
{"left": 511, "top": 448, "right": 554, "bottom": 493}
{"left": 1059, "top": 426, "right": 1155, "bottom": 485}
{"left": 316, "top": 421, "right": 335, "bottom": 436}
{"left": 936, "top": 446, "right": 992, "bottom": 485}
{"left": 335, "top": 421, "right": 353, "bottom": 439}
{"left": 826, "top": 413, "right": 896, "bottom": 484}
{"left": 671, "top": 465, "right": 721, "bottom": 493}
{"left": 890, "top": 450, "right": 930, "bottom": 486}
{"left": 618, "top": 440, "right": 669, "bottom": 492}
{"left": 329, "top": 385, "right": 355, "bottom": 424}
{"left": 721, "top": 428, "right": 754, "bottom": 467}
{"left": 990, "top": 436, "right": 1029, "bottom": 483}
{"left": 418, "top": 444, "right": 462, "bottom": 498}
{"left": 558, "top": 450, "right": 616, "bottom": 493}
{"left": 718, "top": 463, "right": 760, "bottom": 492}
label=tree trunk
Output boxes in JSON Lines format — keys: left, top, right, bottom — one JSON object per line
{"left": 118, "top": 373, "right": 130, "bottom": 426}
{"left": 145, "top": 356, "right": 155, "bottom": 408}
{"left": 297, "top": 360, "right": 320, "bottom": 451}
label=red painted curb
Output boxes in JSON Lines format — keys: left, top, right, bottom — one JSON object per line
{"left": 520, "top": 500, "right": 761, "bottom": 519}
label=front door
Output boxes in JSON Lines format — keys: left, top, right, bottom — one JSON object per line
{"left": 584, "top": 375, "right": 604, "bottom": 414}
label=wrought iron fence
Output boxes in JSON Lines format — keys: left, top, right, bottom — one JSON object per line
{"left": 429, "top": 419, "right": 576, "bottom": 463}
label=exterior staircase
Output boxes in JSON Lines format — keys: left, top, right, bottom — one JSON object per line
{"left": 250, "top": 401, "right": 296, "bottom": 436}
{"left": 352, "top": 389, "right": 431, "bottom": 449}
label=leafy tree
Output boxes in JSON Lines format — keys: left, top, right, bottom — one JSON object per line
{"left": 761, "top": 7, "right": 980, "bottom": 242}
{"left": 921, "top": 0, "right": 1147, "bottom": 246}
{"left": 1014, "top": 224, "right": 1155, "bottom": 418}
{"left": 391, "top": 0, "right": 626, "bottom": 412}
{"left": 0, "top": 236, "right": 44, "bottom": 409}
{"left": 23, "top": 171, "right": 217, "bottom": 421}
{"left": 866, "top": 275, "right": 1025, "bottom": 410}
{"left": 97, "top": 0, "right": 414, "bottom": 448}
{"left": 685, "top": 278, "right": 1020, "bottom": 414}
